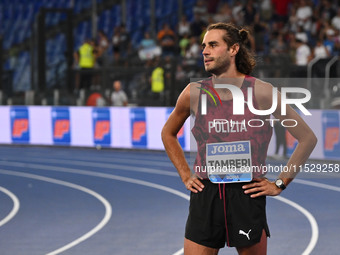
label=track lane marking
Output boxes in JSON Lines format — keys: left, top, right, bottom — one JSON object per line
{"left": 272, "top": 196, "right": 318, "bottom": 255}
{"left": 0, "top": 153, "right": 174, "bottom": 167}
{"left": 0, "top": 160, "right": 178, "bottom": 177}
{"left": 0, "top": 170, "right": 112, "bottom": 255}
{"left": 0, "top": 186, "right": 20, "bottom": 227}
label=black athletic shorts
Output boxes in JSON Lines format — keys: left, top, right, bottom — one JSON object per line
{"left": 185, "top": 179, "right": 270, "bottom": 249}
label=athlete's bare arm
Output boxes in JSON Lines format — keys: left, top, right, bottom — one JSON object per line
{"left": 162, "top": 83, "right": 205, "bottom": 193}
{"left": 243, "top": 80, "right": 317, "bottom": 198}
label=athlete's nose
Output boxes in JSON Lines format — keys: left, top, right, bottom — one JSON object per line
{"left": 202, "top": 47, "right": 210, "bottom": 56}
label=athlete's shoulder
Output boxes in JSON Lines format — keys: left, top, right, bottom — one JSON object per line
{"left": 177, "top": 78, "right": 212, "bottom": 116}
{"left": 181, "top": 81, "right": 202, "bottom": 98}
{"left": 252, "top": 77, "right": 275, "bottom": 108}
{"left": 253, "top": 77, "right": 274, "bottom": 91}
{"left": 190, "top": 77, "right": 213, "bottom": 87}
{"left": 176, "top": 82, "right": 201, "bottom": 113}
{"left": 185, "top": 77, "right": 213, "bottom": 97}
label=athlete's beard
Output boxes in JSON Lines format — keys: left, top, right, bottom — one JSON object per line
{"left": 205, "top": 55, "right": 231, "bottom": 76}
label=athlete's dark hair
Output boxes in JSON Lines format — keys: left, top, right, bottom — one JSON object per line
{"left": 206, "top": 22, "right": 255, "bottom": 75}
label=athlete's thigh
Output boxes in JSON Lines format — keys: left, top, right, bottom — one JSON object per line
{"left": 184, "top": 238, "right": 219, "bottom": 255}
{"left": 236, "top": 229, "right": 267, "bottom": 255}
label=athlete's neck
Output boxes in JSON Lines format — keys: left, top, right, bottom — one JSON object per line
{"left": 212, "top": 68, "right": 245, "bottom": 79}
{"left": 212, "top": 70, "right": 246, "bottom": 88}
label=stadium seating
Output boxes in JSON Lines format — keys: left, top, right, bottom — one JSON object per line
{"left": 1, "top": 0, "right": 197, "bottom": 93}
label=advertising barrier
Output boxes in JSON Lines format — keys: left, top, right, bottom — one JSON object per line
{"left": 0, "top": 106, "right": 339, "bottom": 161}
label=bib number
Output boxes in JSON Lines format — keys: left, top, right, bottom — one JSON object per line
{"left": 206, "top": 140, "right": 252, "bottom": 183}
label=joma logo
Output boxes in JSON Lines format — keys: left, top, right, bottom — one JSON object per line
{"left": 210, "top": 143, "right": 246, "bottom": 154}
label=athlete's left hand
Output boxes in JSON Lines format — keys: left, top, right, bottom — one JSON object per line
{"left": 242, "top": 178, "right": 282, "bottom": 198}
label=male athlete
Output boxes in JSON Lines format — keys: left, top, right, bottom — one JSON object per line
{"left": 162, "top": 22, "right": 317, "bottom": 255}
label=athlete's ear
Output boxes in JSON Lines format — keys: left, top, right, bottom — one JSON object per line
{"left": 229, "top": 43, "right": 239, "bottom": 57}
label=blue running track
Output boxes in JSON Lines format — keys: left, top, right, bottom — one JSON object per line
{"left": 0, "top": 146, "right": 339, "bottom": 255}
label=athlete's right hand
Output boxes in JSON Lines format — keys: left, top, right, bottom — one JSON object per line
{"left": 183, "top": 174, "right": 205, "bottom": 193}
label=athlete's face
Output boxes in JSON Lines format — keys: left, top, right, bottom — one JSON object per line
{"left": 202, "top": 29, "right": 236, "bottom": 75}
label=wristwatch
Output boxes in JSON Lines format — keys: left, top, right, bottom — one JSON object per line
{"left": 275, "top": 179, "right": 286, "bottom": 190}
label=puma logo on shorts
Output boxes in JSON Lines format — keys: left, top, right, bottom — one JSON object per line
{"left": 239, "top": 229, "right": 251, "bottom": 240}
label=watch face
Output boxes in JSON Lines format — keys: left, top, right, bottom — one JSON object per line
{"left": 275, "top": 179, "right": 286, "bottom": 190}
{"left": 276, "top": 179, "right": 283, "bottom": 186}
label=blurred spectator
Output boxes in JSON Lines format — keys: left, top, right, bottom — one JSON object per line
{"left": 331, "top": 9, "right": 340, "bottom": 31}
{"left": 320, "top": 19, "right": 336, "bottom": 38}
{"left": 231, "top": 2, "right": 244, "bottom": 26}
{"left": 96, "top": 30, "right": 110, "bottom": 67}
{"left": 119, "top": 25, "right": 131, "bottom": 57}
{"left": 310, "top": 16, "right": 323, "bottom": 40}
{"left": 318, "top": 0, "right": 336, "bottom": 22}
{"left": 184, "top": 36, "right": 201, "bottom": 66}
{"left": 193, "top": 0, "right": 208, "bottom": 20}
{"left": 112, "top": 24, "right": 131, "bottom": 59}
{"left": 175, "top": 65, "right": 186, "bottom": 84}
{"left": 296, "top": 0, "right": 313, "bottom": 32}
{"left": 287, "top": 32, "right": 297, "bottom": 59}
{"left": 139, "top": 31, "right": 156, "bottom": 49}
{"left": 157, "top": 24, "right": 177, "bottom": 56}
{"left": 111, "top": 80, "right": 128, "bottom": 106}
{"left": 290, "top": 38, "right": 311, "bottom": 78}
{"left": 334, "top": 30, "right": 340, "bottom": 54}
{"left": 272, "top": 0, "right": 291, "bottom": 26}
{"left": 190, "top": 13, "right": 207, "bottom": 37}
{"left": 295, "top": 26, "right": 308, "bottom": 43}
{"left": 150, "top": 58, "right": 165, "bottom": 103}
{"left": 97, "top": 30, "right": 109, "bottom": 56}
{"left": 324, "top": 33, "right": 336, "bottom": 55}
{"left": 178, "top": 15, "right": 191, "bottom": 38}
{"left": 207, "top": 0, "right": 219, "bottom": 14}
{"left": 179, "top": 33, "right": 190, "bottom": 57}
{"left": 321, "top": 21, "right": 336, "bottom": 55}
{"left": 73, "top": 50, "right": 81, "bottom": 92}
{"left": 163, "top": 55, "right": 175, "bottom": 104}
{"left": 253, "top": 13, "right": 269, "bottom": 54}
{"left": 174, "top": 64, "right": 188, "bottom": 99}
{"left": 112, "top": 26, "right": 120, "bottom": 54}
{"left": 312, "top": 38, "right": 331, "bottom": 78}
{"left": 138, "top": 31, "right": 161, "bottom": 61}
{"left": 199, "top": 23, "right": 208, "bottom": 43}
{"left": 270, "top": 33, "right": 288, "bottom": 56}
{"left": 259, "top": 0, "right": 272, "bottom": 22}
{"left": 134, "top": 59, "right": 154, "bottom": 100}
{"left": 242, "top": 0, "right": 257, "bottom": 26}
{"left": 74, "top": 38, "right": 96, "bottom": 90}
{"left": 86, "top": 90, "right": 106, "bottom": 106}
{"left": 295, "top": 39, "right": 312, "bottom": 65}
{"left": 213, "top": 3, "right": 232, "bottom": 23}
{"left": 313, "top": 39, "right": 330, "bottom": 58}
{"left": 288, "top": 6, "right": 299, "bottom": 33}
